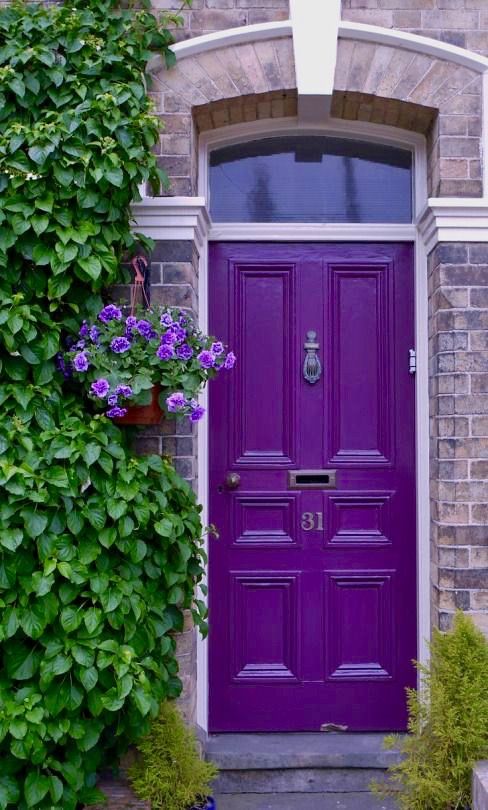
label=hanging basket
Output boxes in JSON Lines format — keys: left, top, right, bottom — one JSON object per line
{"left": 114, "top": 385, "right": 164, "bottom": 426}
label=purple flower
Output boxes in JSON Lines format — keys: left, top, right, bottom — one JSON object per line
{"left": 224, "top": 351, "right": 236, "bottom": 370}
{"left": 73, "top": 352, "right": 89, "bottom": 372}
{"left": 89, "top": 325, "right": 100, "bottom": 344}
{"left": 136, "top": 320, "right": 156, "bottom": 340}
{"left": 197, "top": 350, "right": 215, "bottom": 369}
{"left": 170, "top": 324, "right": 186, "bottom": 343}
{"left": 189, "top": 405, "right": 205, "bottom": 422}
{"left": 90, "top": 378, "right": 110, "bottom": 398}
{"left": 176, "top": 344, "right": 193, "bottom": 360}
{"left": 115, "top": 384, "right": 133, "bottom": 399}
{"left": 106, "top": 406, "right": 127, "bottom": 419}
{"left": 156, "top": 343, "right": 175, "bottom": 360}
{"left": 162, "top": 330, "right": 177, "bottom": 346}
{"left": 75, "top": 339, "right": 86, "bottom": 350}
{"left": 110, "top": 336, "right": 131, "bottom": 353}
{"left": 126, "top": 316, "right": 137, "bottom": 329}
{"left": 55, "top": 353, "right": 66, "bottom": 373}
{"left": 166, "top": 392, "right": 187, "bottom": 412}
{"left": 99, "top": 305, "right": 122, "bottom": 324}
{"left": 160, "top": 312, "right": 173, "bottom": 327}
{"left": 107, "top": 394, "right": 118, "bottom": 406}
{"left": 211, "top": 341, "right": 224, "bottom": 356}
{"left": 79, "top": 321, "right": 89, "bottom": 338}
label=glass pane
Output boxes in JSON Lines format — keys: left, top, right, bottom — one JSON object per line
{"left": 209, "top": 136, "right": 413, "bottom": 223}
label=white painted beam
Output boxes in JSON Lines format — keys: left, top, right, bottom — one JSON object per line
{"left": 290, "top": 0, "right": 341, "bottom": 123}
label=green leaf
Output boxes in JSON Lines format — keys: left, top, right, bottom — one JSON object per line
{"left": 105, "top": 167, "right": 123, "bottom": 186}
{"left": 0, "top": 528, "right": 23, "bottom": 552}
{"left": 24, "top": 773, "right": 50, "bottom": 807}
{"left": 22, "top": 509, "right": 48, "bottom": 539}
{"left": 8, "top": 77, "right": 25, "bottom": 98}
{"left": 82, "top": 443, "right": 101, "bottom": 466}
{"left": 133, "top": 687, "right": 152, "bottom": 716}
{"left": 0, "top": 776, "right": 20, "bottom": 809}
{"left": 49, "top": 775, "right": 63, "bottom": 804}
{"left": 119, "top": 516, "right": 134, "bottom": 537}
{"left": 84, "top": 607, "right": 102, "bottom": 634}
{"left": 107, "top": 499, "right": 126, "bottom": 521}
{"left": 9, "top": 719, "right": 27, "bottom": 740}
{"left": 154, "top": 518, "right": 173, "bottom": 537}
{"left": 77, "top": 256, "right": 102, "bottom": 280}
{"left": 53, "top": 165, "right": 74, "bottom": 186}
{"left": 30, "top": 214, "right": 49, "bottom": 235}
{"left": 28, "top": 145, "right": 48, "bottom": 165}
{"left": 79, "top": 666, "right": 98, "bottom": 692}
{"left": 67, "top": 511, "right": 84, "bottom": 535}
{"left": 60, "top": 606, "right": 82, "bottom": 633}
{"left": 72, "top": 646, "right": 94, "bottom": 667}
{"left": 6, "top": 643, "right": 40, "bottom": 680}
{"left": 85, "top": 507, "right": 105, "bottom": 531}
{"left": 20, "top": 605, "right": 47, "bottom": 639}
{"left": 35, "top": 193, "right": 54, "bottom": 213}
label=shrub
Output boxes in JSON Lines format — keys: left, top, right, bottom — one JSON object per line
{"left": 129, "top": 701, "right": 218, "bottom": 810}
{"left": 373, "top": 611, "right": 488, "bottom": 809}
{"left": 0, "top": 1, "right": 209, "bottom": 808}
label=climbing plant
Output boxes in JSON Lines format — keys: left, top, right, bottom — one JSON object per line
{"left": 0, "top": 1, "right": 203, "bottom": 809}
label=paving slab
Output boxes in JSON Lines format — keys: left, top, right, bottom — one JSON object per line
{"left": 213, "top": 793, "right": 398, "bottom": 810}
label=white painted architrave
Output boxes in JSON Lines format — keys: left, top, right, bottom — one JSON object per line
{"left": 419, "top": 198, "right": 488, "bottom": 254}
{"left": 132, "top": 197, "right": 209, "bottom": 250}
{"left": 289, "top": 0, "right": 341, "bottom": 122}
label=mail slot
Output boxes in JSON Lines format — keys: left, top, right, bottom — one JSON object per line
{"left": 288, "top": 470, "right": 337, "bottom": 489}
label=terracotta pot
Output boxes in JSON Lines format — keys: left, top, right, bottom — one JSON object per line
{"left": 114, "top": 385, "right": 164, "bottom": 426}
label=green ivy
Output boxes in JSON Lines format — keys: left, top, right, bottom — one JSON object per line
{"left": 0, "top": 1, "right": 203, "bottom": 809}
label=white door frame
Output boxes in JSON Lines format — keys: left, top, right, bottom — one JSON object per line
{"left": 195, "top": 118, "right": 431, "bottom": 732}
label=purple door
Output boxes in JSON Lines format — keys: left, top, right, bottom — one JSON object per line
{"left": 208, "top": 243, "right": 417, "bottom": 732}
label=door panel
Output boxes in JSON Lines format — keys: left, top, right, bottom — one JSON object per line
{"left": 209, "top": 243, "right": 416, "bottom": 732}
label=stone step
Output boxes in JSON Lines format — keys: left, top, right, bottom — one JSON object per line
{"left": 206, "top": 733, "right": 401, "bottom": 796}
{"left": 213, "top": 792, "right": 398, "bottom": 809}
{"left": 213, "top": 767, "right": 387, "bottom": 794}
{"left": 206, "top": 734, "right": 401, "bottom": 771}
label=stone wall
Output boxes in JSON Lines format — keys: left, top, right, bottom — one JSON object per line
{"left": 429, "top": 243, "right": 488, "bottom": 636}
{"left": 342, "top": 0, "right": 488, "bottom": 55}
{"left": 159, "top": 0, "right": 289, "bottom": 39}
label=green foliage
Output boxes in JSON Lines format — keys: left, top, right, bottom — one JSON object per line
{"left": 0, "top": 1, "right": 206, "bottom": 808}
{"left": 129, "top": 701, "right": 218, "bottom": 810}
{"left": 373, "top": 612, "right": 488, "bottom": 809}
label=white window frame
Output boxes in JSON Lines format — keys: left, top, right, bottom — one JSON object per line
{"left": 196, "top": 117, "right": 430, "bottom": 733}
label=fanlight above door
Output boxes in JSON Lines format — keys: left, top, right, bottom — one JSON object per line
{"left": 209, "top": 136, "right": 413, "bottom": 224}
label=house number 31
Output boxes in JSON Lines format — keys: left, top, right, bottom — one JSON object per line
{"left": 301, "top": 512, "right": 324, "bottom": 531}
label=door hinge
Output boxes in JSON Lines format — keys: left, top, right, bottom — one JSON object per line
{"left": 409, "top": 349, "right": 417, "bottom": 375}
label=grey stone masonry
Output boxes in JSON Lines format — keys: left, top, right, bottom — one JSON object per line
{"left": 429, "top": 243, "right": 488, "bottom": 636}
{"left": 153, "top": 0, "right": 289, "bottom": 38}
{"left": 473, "top": 761, "right": 488, "bottom": 810}
{"left": 342, "top": 0, "right": 488, "bottom": 57}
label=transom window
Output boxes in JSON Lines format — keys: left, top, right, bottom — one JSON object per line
{"left": 209, "top": 136, "right": 413, "bottom": 224}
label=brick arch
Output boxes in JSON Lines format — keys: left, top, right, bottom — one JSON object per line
{"left": 148, "top": 33, "right": 483, "bottom": 198}
{"left": 148, "top": 36, "right": 296, "bottom": 195}
{"left": 334, "top": 38, "right": 483, "bottom": 197}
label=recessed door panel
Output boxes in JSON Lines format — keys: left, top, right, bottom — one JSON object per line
{"left": 329, "top": 265, "right": 393, "bottom": 465}
{"left": 232, "top": 264, "right": 296, "bottom": 467}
